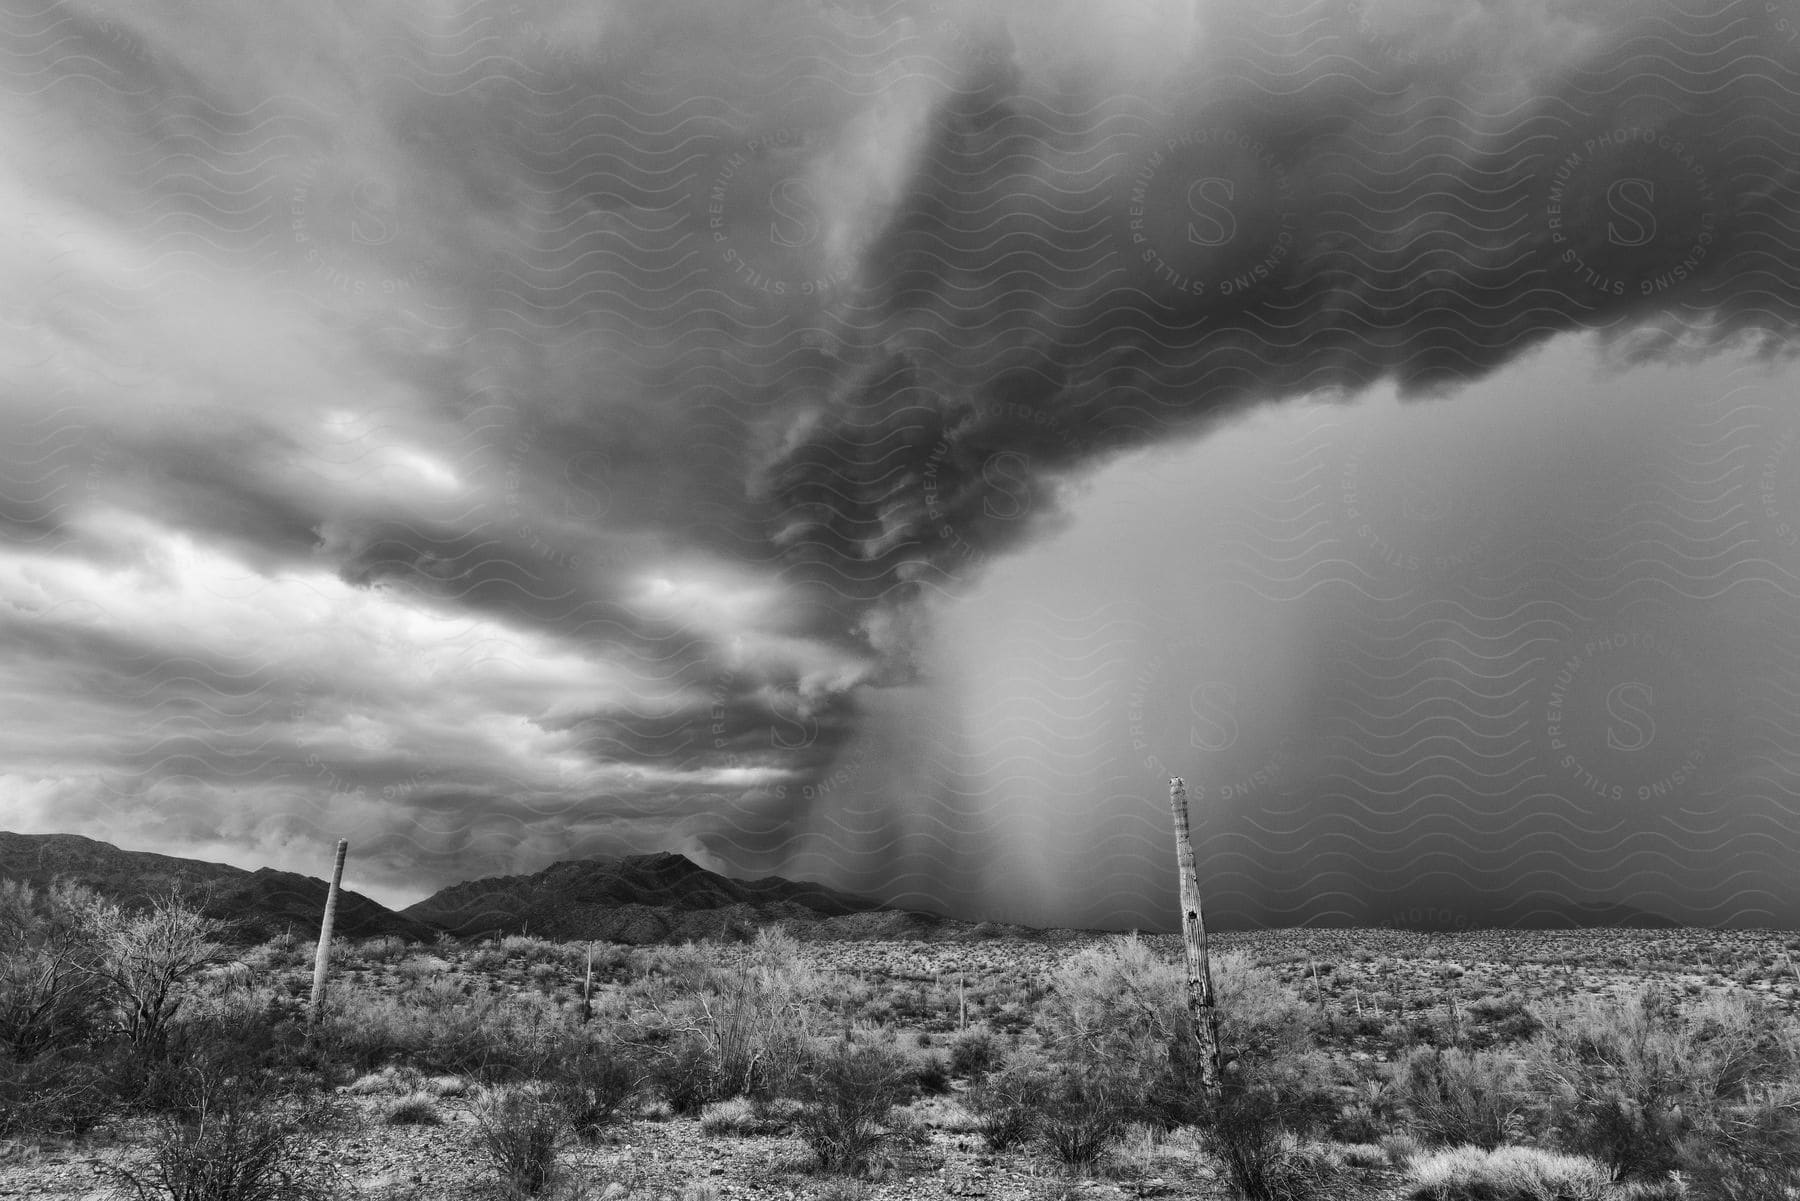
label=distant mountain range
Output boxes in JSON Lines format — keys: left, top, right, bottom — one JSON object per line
{"left": 0, "top": 832, "right": 1022, "bottom": 945}
{"left": 0, "top": 830, "right": 1686, "bottom": 945}
{"left": 397, "top": 849, "right": 983, "bottom": 943}
{"left": 0, "top": 832, "right": 436, "bottom": 943}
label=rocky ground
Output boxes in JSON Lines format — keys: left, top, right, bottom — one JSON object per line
{"left": 0, "top": 1083, "right": 1410, "bottom": 1201}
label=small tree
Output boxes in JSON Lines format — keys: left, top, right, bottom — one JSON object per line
{"left": 90, "top": 887, "right": 231, "bottom": 1053}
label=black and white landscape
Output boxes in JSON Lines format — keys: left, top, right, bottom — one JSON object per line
{"left": 5, "top": 0, "right": 1800, "bottom": 932}
{"left": 5, "top": 2, "right": 1800, "bottom": 1197}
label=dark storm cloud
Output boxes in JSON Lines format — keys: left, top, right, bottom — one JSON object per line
{"left": 4, "top": 0, "right": 1798, "bottom": 915}
{"left": 762, "top": 0, "right": 1800, "bottom": 660}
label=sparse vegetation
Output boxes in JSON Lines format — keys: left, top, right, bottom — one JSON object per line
{"left": 541, "top": 1030, "right": 644, "bottom": 1140}
{"left": 1, "top": 892, "right": 1797, "bottom": 1201}
{"left": 0, "top": 878, "right": 112, "bottom": 1061}
{"left": 787, "top": 1033, "right": 911, "bottom": 1176}
{"left": 1388, "top": 1044, "right": 1530, "bottom": 1149}
{"left": 964, "top": 1046, "right": 1054, "bottom": 1150}
{"left": 1034, "top": 1062, "right": 1133, "bottom": 1168}
{"left": 1406, "top": 1144, "right": 1617, "bottom": 1201}
{"left": 1522, "top": 986, "right": 1800, "bottom": 1184}
{"left": 382, "top": 1090, "right": 442, "bottom": 1125}
{"left": 947, "top": 1025, "right": 998, "bottom": 1079}
{"left": 472, "top": 1082, "right": 568, "bottom": 1197}
{"left": 103, "top": 1056, "right": 342, "bottom": 1201}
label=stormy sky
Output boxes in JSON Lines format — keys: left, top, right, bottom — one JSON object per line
{"left": 4, "top": 0, "right": 1800, "bottom": 930}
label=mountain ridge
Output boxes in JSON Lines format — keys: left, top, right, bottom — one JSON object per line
{"left": 1, "top": 831, "right": 1701, "bottom": 944}
{"left": 399, "top": 849, "right": 919, "bottom": 943}
{"left": 0, "top": 831, "right": 437, "bottom": 943}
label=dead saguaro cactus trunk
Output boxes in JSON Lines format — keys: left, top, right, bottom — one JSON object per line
{"left": 582, "top": 942, "right": 594, "bottom": 1025}
{"left": 1169, "top": 778, "right": 1224, "bottom": 1100}
{"left": 308, "top": 839, "right": 348, "bottom": 1029}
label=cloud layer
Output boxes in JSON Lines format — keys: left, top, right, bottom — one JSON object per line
{"left": 2, "top": 0, "right": 1797, "bottom": 922}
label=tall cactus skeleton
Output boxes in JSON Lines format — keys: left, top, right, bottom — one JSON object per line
{"left": 1170, "top": 778, "right": 1225, "bottom": 1099}
{"left": 308, "top": 839, "right": 348, "bottom": 1029}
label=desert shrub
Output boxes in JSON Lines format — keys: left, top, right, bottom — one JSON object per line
{"left": 948, "top": 1027, "right": 998, "bottom": 1080}
{"left": 472, "top": 1082, "right": 568, "bottom": 1197}
{"left": 1522, "top": 986, "right": 1800, "bottom": 1181}
{"left": 1382, "top": 1131, "right": 1426, "bottom": 1170}
{"left": 1213, "top": 953, "right": 1321, "bottom": 1063}
{"left": 467, "top": 947, "right": 508, "bottom": 973}
{"left": 1465, "top": 992, "right": 1544, "bottom": 1044}
{"left": 526, "top": 962, "right": 560, "bottom": 995}
{"left": 0, "top": 878, "right": 112, "bottom": 1061}
{"left": 964, "top": 1047, "right": 1055, "bottom": 1150}
{"left": 344, "top": 1064, "right": 427, "bottom": 1097}
{"left": 788, "top": 1035, "right": 913, "bottom": 1176}
{"left": 121, "top": 998, "right": 315, "bottom": 1119}
{"left": 1673, "top": 1082, "right": 1800, "bottom": 1201}
{"left": 698, "top": 1096, "right": 763, "bottom": 1136}
{"left": 0, "top": 1038, "right": 131, "bottom": 1139}
{"left": 1383, "top": 1021, "right": 1422, "bottom": 1050}
{"left": 541, "top": 1032, "right": 644, "bottom": 1140}
{"left": 883, "top": 1103, "right": 931, "bottom": 1151}
{"left": 1328, "top": 1075, "right": 1402, "bottom": 1143}
{"left": 1406, "top": 1144, "right": 1616, "bottom": 1201}
{"left": 395, "top": 956, "right": 445, "bottom": 987}
{"left": 641, "top": 929, "right": 818, "bottom": 1105}
{"left": 1200, "top": 1087, "right": 1329, "bottom": 1201}
{"left": 317, "top": 985, "right": 560, "bottom": 1080}
{"left": 1036, "top": 1064, "right": 1135, "bottom": 1168}
{"left": 906, "top": 1094, "right": 982, "bottom": 1135}
{"left": 910, "top": 1053, "right": 951, "bottom": 1097}
{"left": 646, "top": 1030, "right": 726, "bottom": 1115}
{"left": 1198, "top": 1057, "right": 1343, "bottom": 1201}
{"left": 1338, "top": 1142, "right": 1391, "bottom": 1170}
{"left": 358, "top": 935, "right": 411, "bottom": 965}
{"left": 1037, "top": 937, "right": 1317, "bottom": 1131}
{"left": 384, "top": 1091, "right": 442, "bottom": 1125}
{"left": 1388, "top": 1045, "right": 1529, "bottom": 1149}
{"left": 1037, "top": 935, "right": 1183, "bottom": 1121}
{"left": 105, "top": 1060, "right": 342, "bottom": 1201}
{"left": 394, "top": 976, "right": 472, "bottom": 1013}
{"left": 631, "top": 943, "right": 711, "bottom": 989}
{"left": 497, "top": 935, "right": 566, "bottom": 968}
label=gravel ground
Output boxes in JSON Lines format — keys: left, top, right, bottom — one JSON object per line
{"left": 0, "top": 1086, "right": 1407, "bottom": 1201}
